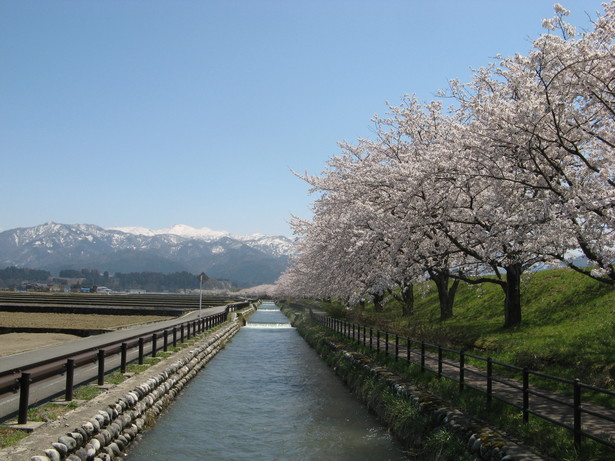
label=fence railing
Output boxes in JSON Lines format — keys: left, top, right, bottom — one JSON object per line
{"left": 1, "top": 301, "right": 252, "bottom": 424}
{"left": 310, "top": 311, "right": 615, "bottom": 453}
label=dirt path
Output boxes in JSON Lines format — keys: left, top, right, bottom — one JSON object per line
{"left": 0, "top": 332, "right": 80, "bottom": 356}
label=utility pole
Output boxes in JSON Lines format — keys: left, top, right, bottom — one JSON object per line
{"left": 198, "top": 272, "right": 208, "bottom": 318}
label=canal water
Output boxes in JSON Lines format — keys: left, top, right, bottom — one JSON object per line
{"left": 125, "top": 302, "right": 409, "bottom": 460}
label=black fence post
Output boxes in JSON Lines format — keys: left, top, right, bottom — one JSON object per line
{"left": 407, "top": 337, "right": 411, "bottom": 364}
{"left": 65, "top": 358, "right": 75, "bottom": 401}
{"left": 385, "top": 332, "right": 389, "bottom": 355}
{"left": 438, "top": 346, "right": 443, "bottom": 378}
{"left": 523, "top": 368, "right": 529, "bottom": 423}
{"left": 187, "top": 322, "right": 191, "bottom": 341}
{"left": 377, "top": 330, "right": 381, "bottom": 353}
{"left": 139, "top": 338, "right": 144, "bottom": 365}
{"left": 369, "top": 328, "right": 373, "bottom": 350}
{"left": 574, "top": 378, "right": 582, "bottom": 451}
{"left": 421, "top": 341, "right": 425, "bottom": 372}
{"left": 459, "top": 351, "right": 465, "bottom": 392}
{"left": 163, "top": 330, "right": 168, "bottom": 352}
{"left": 97, "top": 349, "right": 105, "bottom": 386}
{"left": 121, "top": 342, "right": 127, "bottom": 373}
{"left": 152, "top": 333, "right": 157, "bottom": 358}
{"left": 18, "top": 372, "right": 31, "bottom": 424}
{"left": 180, "top": 325, "right": 184, "bottom": 343}
{"left": 173, "top": 327, "right": 177, "bottom": 347}
{"left": 487, "top": 357, "right": 493, "bottom": 409}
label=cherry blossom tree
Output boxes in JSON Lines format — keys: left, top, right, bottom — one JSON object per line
{"left": 450, "top": 2, "right": 614, "bottom": 286}
{"left": 277, "top": 2, "right": 614, "bottom": 329}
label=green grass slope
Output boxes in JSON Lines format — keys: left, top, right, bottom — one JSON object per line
{"left": 340, "top": 268, "right": 615, "bottom": 390}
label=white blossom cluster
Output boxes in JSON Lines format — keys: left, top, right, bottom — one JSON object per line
{"left": 275, "top": 2, "right": 615, "bottom": 327}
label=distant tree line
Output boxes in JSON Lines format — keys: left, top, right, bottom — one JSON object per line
{"left": 0, "top": 266, "right": 229, "bottom": 292}
{"left": 60, "top": 268, "right": 222, "bottom": 292}
{"left": 0, "top": 266, "right": 51, "bottom": 288}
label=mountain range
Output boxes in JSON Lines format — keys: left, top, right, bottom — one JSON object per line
{"left": 0, "top": 222, "right": 295, "bottom": 287}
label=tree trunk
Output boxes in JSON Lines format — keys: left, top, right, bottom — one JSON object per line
{"left": 372, "top": 291, "right": 384, "bottom": 313}
{"left": 503, "top": 264, "right": 523, "bottom": 328}
{"left": 429, "top": 269, "right": 460, "bottom": 321}
{"left": 400, "top": 282, "right": 414, "bottom": 316}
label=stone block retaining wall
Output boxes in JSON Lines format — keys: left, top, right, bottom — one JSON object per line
{"left": 335, "top": 346, "right": 544, "bottom": 461}
{"left": 2, "top": 306, "right": 255, "bottom": 461}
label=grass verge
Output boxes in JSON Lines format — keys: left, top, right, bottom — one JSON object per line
{"left": 336, "top": 269, "right": 615, "bottom": 392}
{"left": 0, "top": 427, "right": 28, "bottom": 448}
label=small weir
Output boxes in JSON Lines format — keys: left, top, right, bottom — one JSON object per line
{"left": 244, "top": 309, "right": 294, "bottom": 329}
{"left": 125, "top": 302, "right": 409, "bottom": 460}
{"left": 243, "top": 322, "right": 294, "bottom": 329}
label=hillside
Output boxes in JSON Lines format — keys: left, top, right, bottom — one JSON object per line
{"left": 327, "top": 268, "right": 615, "bottom": 390}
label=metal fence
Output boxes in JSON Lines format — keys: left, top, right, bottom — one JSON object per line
{"left": 311, "top": 312, "right": 615, "bottom": 453}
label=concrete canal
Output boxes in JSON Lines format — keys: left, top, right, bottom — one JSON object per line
{"left": 125, "top": 301, "right": 409, "bottom": 460}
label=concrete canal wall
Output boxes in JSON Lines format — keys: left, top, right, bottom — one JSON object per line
{"left": 2, "top": 306, "right": 256, "bottom": 461}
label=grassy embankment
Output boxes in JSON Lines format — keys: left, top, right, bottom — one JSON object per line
{"left": 322, "top": 268, "right": 615, "bottom": 391}
{"left": 289, "top": 268, "right": 615, "bottom": 460}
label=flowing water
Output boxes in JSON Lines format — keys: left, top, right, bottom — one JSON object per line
{"left": 126, "top": 302, "right": 409, "bottom": 460}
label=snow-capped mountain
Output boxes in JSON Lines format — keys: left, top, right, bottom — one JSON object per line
{"left": 109, "top": 224, "right": 295, "bottom": 256}
{"left": 0, "top": 222, "right": 295, "bottom": 287}
{"left": 109, "top": 224, "right": 231, "bottom": 241}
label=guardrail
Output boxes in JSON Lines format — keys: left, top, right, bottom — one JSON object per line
{"left": 311, "top": 312, "right": 615, "bottom": 453}
{"left": 1, "top": 301, "right": 252, "bottom": 424}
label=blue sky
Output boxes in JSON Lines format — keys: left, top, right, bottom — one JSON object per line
{"left": 0, "top": 0, "right": 604, "bottom": 237}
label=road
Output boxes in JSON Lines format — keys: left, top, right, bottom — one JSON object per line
{"left": 0, "top": 305, "right": 229, "bottom": 421}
